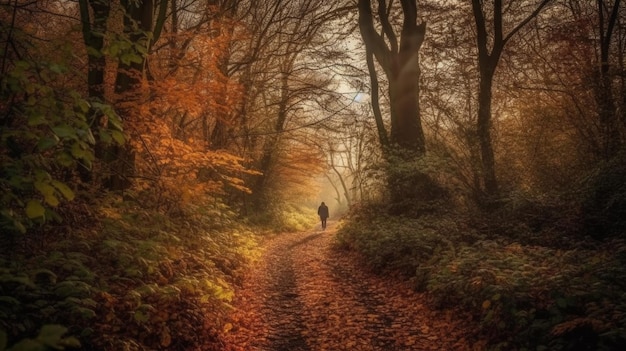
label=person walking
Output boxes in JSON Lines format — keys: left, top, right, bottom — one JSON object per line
{"left": 317, "top": 202, "right": 329, "bottom": 230}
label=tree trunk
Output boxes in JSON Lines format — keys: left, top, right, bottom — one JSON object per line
{"left": 357, "top": 0, "right": 426, "bottom": 154}
{"left": 471, "top": 0, "right": 551, "bottom": 204}
{"left": 365, "top": 47, "right": 389, "bottom": 149}
{"left": 595, "top": 0, "right": 622, "bottom": 159}
{"left": 78, "top": 0, "right": 111, "bottom": 182}
{"left": 115, "top": 0, "right": 153, "bottom": 95}
{"left": 79, "top": 0, "right": 110, "bottom": 103}
{"left": 251, "top": 71, "right": 290, "bottom": 209}
{"left": 108, "top": 0, "right": 154, "bottom": 190}
{"left": 477, "top": 64, "right": 499, "bottom": 198}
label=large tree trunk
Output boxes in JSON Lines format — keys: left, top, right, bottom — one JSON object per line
{"left": 358, "top": 0, "right": 434, "bottom": 207}
{"left": 358, "top": 0, "right": 426, "bottom": 154}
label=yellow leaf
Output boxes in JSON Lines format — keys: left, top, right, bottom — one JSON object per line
{"left": 482, "top": 300, "right": 491, "bottom": 309}
{"left": 26, "top": 200, "right": 46, "bottom": 219}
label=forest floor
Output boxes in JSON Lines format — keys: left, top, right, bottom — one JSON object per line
{"left": 222, "top": 221, "right": 478, "bottom": 351}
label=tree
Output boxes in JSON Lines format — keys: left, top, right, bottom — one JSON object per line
{"left": 357, "top": 0, "right": 426, "bottom": 153}
{"left": 470, "top": 0, "right": 552, "bottom": 202}
{"left": 218, "top": 0, "right": 352, "bottom": 210}
{"left": 595, "top": 0, "right": 622, "bottom": 158}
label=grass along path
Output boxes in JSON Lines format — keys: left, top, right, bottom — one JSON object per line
{"left": 222, "top": 221, "right": 475, "bottom": 351}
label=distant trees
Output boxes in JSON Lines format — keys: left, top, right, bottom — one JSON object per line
{"left": 193, "top": 0, "right": 354, "bottom": 213}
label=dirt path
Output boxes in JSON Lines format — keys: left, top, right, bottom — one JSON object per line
{"left": 223, "top": 222, "right": 474, "bottom": 351}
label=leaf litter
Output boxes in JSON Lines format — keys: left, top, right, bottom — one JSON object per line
{"left": 222, "top": 223, "right": 476, "bottom": 351}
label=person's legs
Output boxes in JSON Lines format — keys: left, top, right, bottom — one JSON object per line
{"left": 322, "top": 218, "right": 327, "bottom": 229}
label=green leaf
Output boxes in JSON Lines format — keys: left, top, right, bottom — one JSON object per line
{"left": 56, "top": 152, "right": 75, "bottom": 167}
{"left": 86, "top": 46, "right": 102, "bottom": 58}
{"left": 79, "top": 158, "right": 92, "bottom": 171}
{"left": 25, "top": 200, "right": 46, "bottom": 219}
{"left": 130, "top": 54, "right": 143, "bottom": 64}
{"left": 36, "top": 136, "right": 59, "bottom": 151}
{"left": 51, "top": 181, "right": 75, "bottom": 201}
{"left": 34, "top": 182, "right": 59, "bottom": 207}
{"left": 135, "top": 43, "right": 148, "bottom": 55}
{"left": 77, "top": 99, "right": 90, "bottom": 113}
{"left": 72, "top": 307, "right": 96, "bottom": 319}
{"left": 108, "top": 42, "right": 120, "bottom": 57}
{"left": 120, "top": 53, "right": 143, "bottom": 65}
{"left": 53, "top": 281, "right": 92, "bottom": 298}
{"left": 27, "top": 114, "right": 46, "bottom": 126}
{"left": 51, "top": 125, "right": 77, "bottom": 139}
{"left": 85, "top": 129, "right": 96, "bottom": 145}
{"left": 13, "top": 220, "right": 26, "bottom": 234}
{"left": 59, "top": 337, "right": 80, "bottom": 348}
{"left": 36, "top": 324, "right": 67, "bottom": 347}
{"left": 34, "top": 181, "right": 54, "bottom": 197}
{"left": 70, "top": 142, "right": 87, "bottom": 159}
{"left": 99, "top": 130, "right": 112, "bottom": 144}
{"left": 32, "top": 269, "right": 58, "bottom": 285}
{"left": 0, "top": 275, "right": 35, "bottom": 289}
{"left": 119, "top": 53, "right": 131, "bottom": 65}
{"left": 111, "top": 130, "right": 125, "bottom": 145}
{"left": 134, "top": 310, "right": 149, "bottom": 323}
{"left": 80, "top": 298, "right": 97, "bottom": 308}
{"left": 104, "top": 110, "right": 123, "bottom": 131}
{"left": 49, "top": 64, "right": 65, "bottom": 74}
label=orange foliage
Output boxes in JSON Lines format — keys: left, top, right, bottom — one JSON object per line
{"left": 115, "top": 26, "right": 255, "bottom": 212}
{"left": 123, "top": 105, "right": 255, "bottom": 212}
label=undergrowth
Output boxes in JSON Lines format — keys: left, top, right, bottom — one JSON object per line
{"left": 247, "top": 202, "right": 317, "bottom": 233}
{"left": 337, "top": 198, "right": 626, "bottom": 350}
{"left": 0, "top": 195, "right": 259, "bottom": 351}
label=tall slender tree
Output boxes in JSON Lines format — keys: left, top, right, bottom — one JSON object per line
{"left": 595, "top": 0, "right": 622, "bottom": 158}
{"left": 470, "top": 0, "right": 552, "bottom": 202}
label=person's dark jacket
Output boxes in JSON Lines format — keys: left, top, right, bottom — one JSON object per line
{"left": 318, "top": 204, "right": 329, "bottom": 219}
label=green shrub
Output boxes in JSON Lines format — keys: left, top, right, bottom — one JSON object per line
{"left": 1, "top": 194, "right": 260, "bottom": 350}
{"left": 580, "top": 152, "right": 626, "bottom": 239}
{"left": 247, "top": 202, "right": 317, "bottom": 232}
{"left": 427, "top": 240, "right": 626, "bottom": 350}
{"left": 336, "top": 204, "right": 472, "bottom": 277}
{"left": 0, "top": 55, "right": 123, "bottom": 236}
